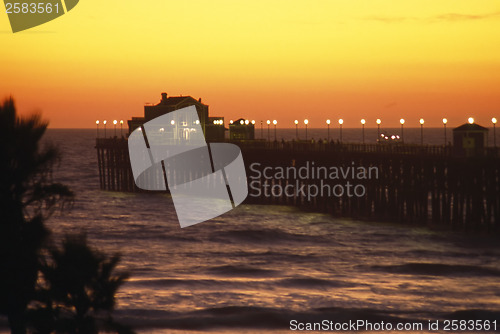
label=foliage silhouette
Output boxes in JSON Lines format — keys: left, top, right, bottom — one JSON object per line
{"left": 0, "top": 97, "right": 73, "bottom": 333}
{"left": 30, "top": 234, "right": 133, "bottom": 334}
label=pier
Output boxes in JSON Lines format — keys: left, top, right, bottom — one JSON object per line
{"left": 96, "top": 138, "right": 500, "bottom": 232}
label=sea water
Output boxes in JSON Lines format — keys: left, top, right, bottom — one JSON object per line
{"left": 1, "top": 129, "right": 499, "bottom": 333}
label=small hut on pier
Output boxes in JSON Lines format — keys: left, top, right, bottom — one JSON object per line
{"left": 453, "top": 123, "right": 488, "bottom": 157}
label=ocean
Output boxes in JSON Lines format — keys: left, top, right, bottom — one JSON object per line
{"left": 1, "top": 128, "right": 499, "bottom": 333}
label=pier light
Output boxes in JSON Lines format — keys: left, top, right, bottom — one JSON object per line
{"left": 442, "top": 118, "right": 448, "bottom": 146}
{"left": 96, "top": 120, "right": 99, "bottom": 138}
{"left": 361, "top": 119, "right": 366, "bottom": 144}
{"left": 171, "top": 120, "right": 175, "bottom": 125}
{"left": 294, "top": 120, "right": 299, "bottom": 140}
{"left": 326, "top": 119, "right": 331, "bottom": 141}
{"left": 493, "top": 118, "right": 498, "bottom": 148}
{"left": 294, "top": 120, "right": 298, "bottom": 125}
{"left": 103, "top": 120, "right": 107, "bottom": 138}
{"left": 468, "top": 117, "right": 474, "bottom": 124}
{"left": 120, "top": 120, "right": 124, "bottom": 136}
{"left": 245, "top": 120, "right": 249, "bottom": 125}
{"left": 96, "top": 120, "right": 99, "bottom": 124}
{"left": 273, "top": 120, "right": 277, "bottom": 141}
{"left": 219, "top": 120, "right": 223, "bottom": 125}
{"left": 103, "top": 120, "right": 107, "bottom": 125}
{"left": 400, "top": 119, "right": 405, "bottom": 143}
{"left": 159, "top": 127, "right": 164, "bottom": 132}
{"left": 195, "top": 120, "right": 200, "bottom": 125}
{"left": 113, "top": 120, "right": 117, "bottom": 137}
{"left": 419, "top": 118, "right": 424, "bottom": 145}
{"left": 213, "top": 120, "right": 218, "bottom": 125}
{"left": 240, "top": 120, "right": 244, "bottom": 125}
{"left": 304, "top": 119, "right": 309, "bottom": 140}
{"left": 338, "top": 119, "right": 343, "bottom": 143}
{"left": 376, "top": 119, "right": 381, "bottom": 143}
{"left": 266, "top": 120, "right": 271, "bottom": 141}
{"left": 251, "top": 120, "right": 255, "bottom": 124}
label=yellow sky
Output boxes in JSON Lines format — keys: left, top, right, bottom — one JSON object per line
{"left": 1, "top": 0, "right": 499, "bottom": 127}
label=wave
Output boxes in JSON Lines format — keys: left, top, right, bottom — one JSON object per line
{"left": 209, "top": 228, "right": 330, "bottom": 245}
{"left": 278, "top": 277, "right": 359, "bottom": 289}
{"left": 202, "top": 249, "right": 326, "bottom": 264}
{"left": 370, "top": 263, "right": 500, "bottom": 277}
{"left": 126, "top": 278, "right": 246, "bottom": 289}
{"left": 112, "top": 306, "right": 425, "bottom": 331}
{"left": 206, "top": 264, "right": 278, "bottom": 277}
{"left": 445, "top": 309, "right": 500, "bottom": 322}
{"left": 126, "top": 276, "right": 360, "bottom": 291}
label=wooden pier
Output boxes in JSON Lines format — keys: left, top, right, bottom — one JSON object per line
{"left": 96, "top": 138, "right": 500, "bottom": 232}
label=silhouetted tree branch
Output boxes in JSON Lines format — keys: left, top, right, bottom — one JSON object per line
{"left": 30, "top": 234, "right": 133, "bottom": 334}
{"left": 0, "top": 97, "right": 73, "bottom": 333}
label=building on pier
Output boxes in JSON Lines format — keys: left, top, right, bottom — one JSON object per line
{"left": 229, "top": 118, "right": 255, "bottom": 140}
{"left": 127, "top": 93, "right": 226, "bottom": 141}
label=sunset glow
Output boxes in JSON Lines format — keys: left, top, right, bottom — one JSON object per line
{"left": 1, "top": 0, "right": 499, "bottom": 127}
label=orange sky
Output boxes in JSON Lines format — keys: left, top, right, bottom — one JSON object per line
{"left": 1, "top": 0, "right": 499, "bottom": 128}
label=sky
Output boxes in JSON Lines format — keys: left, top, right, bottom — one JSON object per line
{"left": 1, "top": 0, "right": 499, "bottom": 128}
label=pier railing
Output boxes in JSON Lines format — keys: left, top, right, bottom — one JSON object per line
{"left": 227, "top": 139, "right": 455, "bottom": 156}
{"left": 96, "top": 137, "right": 499, "bottom": 157}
